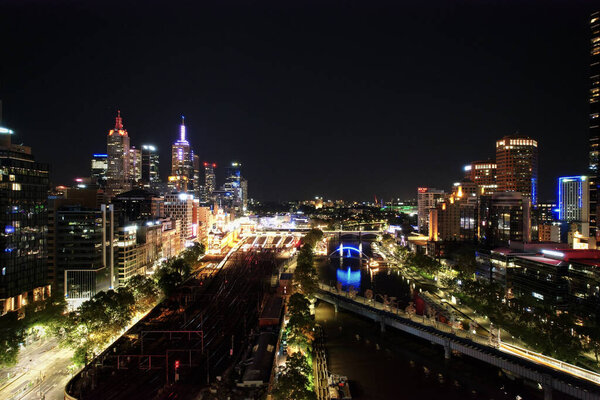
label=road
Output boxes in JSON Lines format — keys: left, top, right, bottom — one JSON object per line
{"left": 0, "top": 338, "right": 73, "bottom": 400}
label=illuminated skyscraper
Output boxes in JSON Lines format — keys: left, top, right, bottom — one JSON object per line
{"left": 589, "top": 12, "right": 600, "bottom": 237}
{"left": 106, "top": 111, "right": 131, "bottom": 197}
{"left": 91, "top": 153, "right": 108, "bottom": 188}
{"left": 128, "top": 146, "right": 142, "bottom": 184}
{"left": 192, "top": 152, "right": 201, "bottom": 198}
{"left": 0, "top": 126, "right": 50, "bottom": 312}
{"left": 463, "top": 160, "right": 497, "bottom": 194}
{"left": 141, "top": 144, "right": 160, "bottom": 188}
{"left": 203, "top": 162, "right": 217, "bottom": 202}
{"left": 558, "top": 176, "right": 590, "bottom": 237}
{"left": 170, "top": 116, "right": 193, "bottom": 192}
{"left": 495, "top": 134, "right": 538, "bottom": 205}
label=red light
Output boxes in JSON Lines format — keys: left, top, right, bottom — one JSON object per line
{"left": 203, "top": 162, "right": 208, "bottom": 166}
{"left": 174, "top": 360, "right": 180, "bottom": 369}
{"left": 212, "top": 163, "right": 216, "bottom": 168}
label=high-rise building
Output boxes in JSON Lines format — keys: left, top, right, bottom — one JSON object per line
{"left": 192, "top": 152, "right": 201, "bottom": 198}
{"left": 164, "top": 193, "right": 194, "bottom": 242}
{"left": 417, "top": 187, "right": 444, "bottom": 234}
{"left": 558, "top": 176, "right": 590, "bottom": 237}
{"left": 495, "top": 134, "right": 538, "bottom": 205}
{"left": 128, "top": 146, "right": 142, "bottom": 184}
{"left": 53, "top": 205, "right": 113, "bottom": 308}
{"left": 463, "top": 160, "right": 497, "bottom": 194}
{"left": 0, "top": 127, "right": 50, "bottom": 313}
{"left": 106, "top": 111, "right": 131, "bottom": 197}
{"left": 170, "top": 116, "right": 193, "bottom": 192}
{"left": 216, "top": 161, "right": 247, "bottom": 213}
{"left": 589, "top": 12, "right": 600, "bottom": 238}
{"left": 203, "top": 162, "right": 217, "bottom": 202}
{"left": 479, "top": 192, "right": 531, "bottom": 245}
{"left": 91, "top": 153, "right": 108, "bottom": 188}
{"left": 141, "top": 144, "right": 160, "bottom": 188}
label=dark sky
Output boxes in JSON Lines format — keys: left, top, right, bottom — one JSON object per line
{"left": 0, "top": 0, "right": 596, "bottom": 201}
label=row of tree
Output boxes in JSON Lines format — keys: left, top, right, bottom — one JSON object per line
{"left": 272, "top": 231, "right": 322, "bottom": 400}
{"left": 0, "top": 242, "right": 205, "bottom": 368}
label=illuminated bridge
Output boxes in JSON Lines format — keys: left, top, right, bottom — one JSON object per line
{"left": 315, "top": 283, "right": 600, "bottom": 400}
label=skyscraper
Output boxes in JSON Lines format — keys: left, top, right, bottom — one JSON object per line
{"left": 128, "top": 146, "right": 142, "bottom": 184}
{"left": 495, "top": 134, "right": 538, "bottom": 205}
{"left": 203, "top": 162, "right": 216, "bottom": 202}
{"left": 558, "top": 176, "right": 590, "bottom": 236}
{"left": 106, "top": 111, "right": 131, "bottom": 197}
{"left": 170, "top": 116, "right": 193, "bottom": 192}
{"left": 463, "top": 160, "right": 497, "bottom": 194}
{"left": 589, "top": 12, "right": 600, "bottom": 238}
{"left": 0, "top": 127, "right": 50, "bottom": 312}
{"left": 417, "top": 187, "right": 444, "bottom": 234}
{"left": 91, "top": 153, "right": 108, "bottom": 188}
{"left": 141, "top": 144, "right": 160, "bottom": 188}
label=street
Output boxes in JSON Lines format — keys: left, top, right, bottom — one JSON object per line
{"left": 0, "top": 338, "right": 74, "bottom": 400}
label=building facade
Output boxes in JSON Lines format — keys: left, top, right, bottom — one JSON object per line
{"left": 170, "top": 117, "right": 194, "bottom": 192}
{"left": 91, "top": 153, "right": 108, "bottom": 188}
{"left": 106, "top": 111, "right": 131, "bottom": 197}
{"left": 558, "top": 176, "right": 590, "bottom": 237}
{"left": 141, "top": 144, "right": 160, "bottom": 189}
{"left": 464, "top": 160, "right": 497, "bottom": 194}
{"left": 0, "top": 129, "right": 50, "bottom": 313}
{"left": 496, "top": 134, "right": 538, "bottom": 205}
{"left": 589, "top": 12, "right": 600, "bottom": 239}
{"left": 417, "top": 187, "right": 444, "bottom": 234}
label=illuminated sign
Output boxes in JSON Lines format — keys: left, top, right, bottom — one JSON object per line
{"left": 418, "top": 187, "right": 428, "bottom": 193}
{"left": 541, "top": 249, "right": 564, "bottom": 259}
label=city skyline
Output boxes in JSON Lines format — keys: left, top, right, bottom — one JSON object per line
{"left": 1, "top": 1, "right": 597, "bottom": 201}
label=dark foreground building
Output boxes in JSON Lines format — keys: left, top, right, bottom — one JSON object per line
{"left": 0, "top": 128, "right": 49, "bottom": 313}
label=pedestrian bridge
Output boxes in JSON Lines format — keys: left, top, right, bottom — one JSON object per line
{"left": 315, "top": 283, "right": 600, "bottom": 400}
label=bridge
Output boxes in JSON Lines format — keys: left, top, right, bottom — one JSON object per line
{"left": 315, "top": 283, "right": 600, "bottom": 400}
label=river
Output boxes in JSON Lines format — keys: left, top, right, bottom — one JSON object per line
{"left": 315, "top": 239, "right": 569, "bottom": 400}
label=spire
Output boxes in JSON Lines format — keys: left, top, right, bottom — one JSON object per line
{"left": 180, "top": 115, "right": 186, "bottom": 142}
{"left": 115, "top": 110, "right": 123, "bottom": 130}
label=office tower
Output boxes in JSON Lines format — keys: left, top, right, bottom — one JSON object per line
{"left": 112, "top": 188, "right": 164, "bottom": 222}
{"left": 0, "top": 127, "right": 50, "bottom": 312}
{"left": 495, "top": 134, "right": 538, "bottom": 205}
{"left": 141, "top": 144, "right": 160, "bottom": 188}
{"left": 589, "top": 12, "right": 600, "bottom": 238}
{"left": 170, "top": 116, "right": 193, "bottom": 192}
{"left": 463, "top": 160, "right": 497, "bottom": 194}
{"left": 129, "top": 146, "right": 142, "bottom": 183}
{"left": 203, "top": 162, "right": 217, "bottom": 201}
{"left": 558, "top": 176, "right": 590, "bottom": 237}
{"left": 216, "top": 161, "right": 246, "bottom": 213}
{"left": 192, "top": 152, "right": 201, "bottom": 198}
{"left": 106, "top": 110, "right": 131, "bottom": 197}
{"left": 479, "top": 192, "right": 531, "bottom": 245}
{"left": 53, "top": 205, "right": 113, "bottom": 307}
{"left": 417, "top": 187, "right": 444, "bottom": 234}
{"left": 91, "top": 153, "right": 108, "bottom": 188}
{"left": 164, "top": 193, "right": 194, "bottom": 242}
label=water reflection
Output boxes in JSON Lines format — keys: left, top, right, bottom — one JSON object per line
{"left": 336, "top": 267, "right": 361, "bottom": 290}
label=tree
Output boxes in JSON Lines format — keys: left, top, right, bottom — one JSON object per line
{"left": 273, "top": 352, "right": 316, "bottom": 400}
{"left": 286, "top": 294, "right": 314, "bottom": 351}
{"left": 182, "top": 242, "right": 205, "bottom": 266}
{"left": 125, "top": 275, "right": 160, "bottom": 312}
{"left": 0, "top": 312, "right": 25, "bottom": 367}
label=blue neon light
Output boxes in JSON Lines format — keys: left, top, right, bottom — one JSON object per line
{"left": 4, "top": 225, "right": 14, "bottom": 234}
{"left": 93, "top": 154, "right": 108, "bottom": 157}
{"left": 336, "top": 245, "right": 361, "bottom": 254}
{"left": 558, "top": 176, "right": 586, "bottom": 221}
{"left": 336, "top": 267, "right": 361, "bottom": 289}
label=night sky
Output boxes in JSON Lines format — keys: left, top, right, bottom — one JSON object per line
{"left": 0, "top": 0, "right": 596, "bottom": 201}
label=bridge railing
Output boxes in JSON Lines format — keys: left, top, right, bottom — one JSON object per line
{"left": 317, "top": 283, "right": 600, "bottom": 386}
